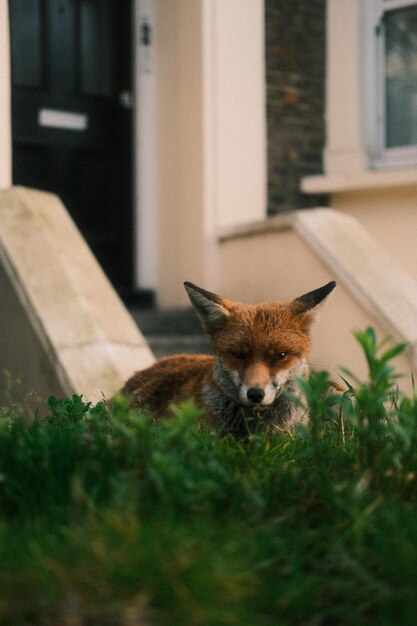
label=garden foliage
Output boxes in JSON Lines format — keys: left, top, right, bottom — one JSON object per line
{"left": 1, "top": 329, "right": 417, "bottom": 625}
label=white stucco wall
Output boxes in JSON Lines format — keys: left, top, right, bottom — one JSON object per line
{"left": 324, "top": 0, "right": 367, "bottom": 175}
{"left": 202, "top": 0, "right": 267, "bottom": 230}
{"left": 153, "top": 0, "right": 266, "bottom": 305}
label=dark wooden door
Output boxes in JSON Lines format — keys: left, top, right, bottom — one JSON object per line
{"left": 9, "top": 0, "right": 133, "bottom": 291}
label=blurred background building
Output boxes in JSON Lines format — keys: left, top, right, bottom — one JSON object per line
{"left": 3, "top": 0, "right": 328, "bottom": 304}
{"left": 1, "top": 0, "right": 417, "bottom": 395}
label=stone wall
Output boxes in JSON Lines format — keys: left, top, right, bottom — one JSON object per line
{"left": 0, "top": 187, "right": 154, "bottom": 409}
{"left": 218, "top": 208, "right": 417, "bottom": 394}
{"left": 265, "top": 0, "right": 327, "bottom": 214}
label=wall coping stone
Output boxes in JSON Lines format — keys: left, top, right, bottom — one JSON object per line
{"left": 0, "top": 187, "right": 154, "bottom": 403}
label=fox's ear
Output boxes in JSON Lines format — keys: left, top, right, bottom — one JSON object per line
{"left": 291, "top": 281, "right": 336, "bottom": 330}
{"left": 184, "top": 282, "right": 231, "bottom": 332}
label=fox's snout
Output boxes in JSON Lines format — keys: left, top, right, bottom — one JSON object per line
{"left": 238, "top": 362, "right": 281, "bottom": 407}
{"left": 240, "top": 384, "right": 276, "bottom": 407}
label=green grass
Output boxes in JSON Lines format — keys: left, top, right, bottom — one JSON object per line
{"left": 1, "top": 328, "right": 417, "bottom": 625}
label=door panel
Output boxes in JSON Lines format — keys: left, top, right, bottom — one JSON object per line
{"left": 10, "top": 0, "right": 44, "bottom": 88}
{"left": 79, "top": 0, "right": 112, "bottom": 97}
{"left": 9, "top": 0, "right": 133, "bottom": 290}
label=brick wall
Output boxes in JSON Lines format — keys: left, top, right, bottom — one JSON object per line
{"left": 265, "top": 0, "right": 327, "bottom": 214}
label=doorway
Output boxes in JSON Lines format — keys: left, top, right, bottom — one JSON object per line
{"left": 9, "top": 0, "right": 134, "bottom": 291}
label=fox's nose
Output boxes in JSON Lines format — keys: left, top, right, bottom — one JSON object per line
{"left": 247, "top": 387, "right": 265, "bottom": 404}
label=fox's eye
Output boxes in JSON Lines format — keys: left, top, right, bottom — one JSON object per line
{"left": 272, "top": 352, "right": 287, "bottom": 362}
{"left": 230, "top": 351, "right": 246, "bottom": 360}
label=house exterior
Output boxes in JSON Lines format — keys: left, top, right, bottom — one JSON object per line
{"left": 2, "top": 0, "right": 268, "bottom": 307}
{"left": 2, "top": 0, "right": 325, "bottom": 305}
{"left": 1, "top": 0, "right": 417, "bottom": 391}
{"left": 302, "top": 0, "right": 417, "bottom": 280}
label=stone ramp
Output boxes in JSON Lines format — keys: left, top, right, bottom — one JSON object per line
{"left": 0, "top": 187, "right": 154, "bottom": 407}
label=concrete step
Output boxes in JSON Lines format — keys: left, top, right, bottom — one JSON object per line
{"left": 128, "top": 306, "right": 211, "bottom": 358}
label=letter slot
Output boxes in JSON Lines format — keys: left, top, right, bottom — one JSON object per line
{"left": 38, "top": 109, "right": 89, "bottom": 131}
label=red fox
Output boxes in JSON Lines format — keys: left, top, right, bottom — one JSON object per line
{"left": 120, "top": 281, "right": 336, "bottom": 436}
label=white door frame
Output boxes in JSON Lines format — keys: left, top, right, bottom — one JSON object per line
{"left": 133, "top": 0, "right": 157, "bottom": 291}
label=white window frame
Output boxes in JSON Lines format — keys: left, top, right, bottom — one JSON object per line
{"left": 364, "top": 0, "right": 417, "bottom": 169}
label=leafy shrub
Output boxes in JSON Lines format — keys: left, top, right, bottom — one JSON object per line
{"left": 0, "top": 329, "right": 416, "bottom": 625}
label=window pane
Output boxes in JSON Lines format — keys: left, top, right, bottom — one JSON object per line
{"left": 385, "top": 6, "right": 417, "bottom": 147}
{"left": 9, "top": 0, "right": 43, "bottom": 88}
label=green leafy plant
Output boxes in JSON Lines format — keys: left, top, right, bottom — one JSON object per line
{"left": 0, "top": 329, "right": 416, "bottom": 625}
{"left": 340, "top": 328, "right": 409, "bottom": 475}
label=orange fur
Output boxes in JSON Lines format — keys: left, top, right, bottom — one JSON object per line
{"left": 120, "top": 281, "right": 336, "bottom": 435}
{"left": 121, "top": 353, "right": 215, "bottom": 422}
